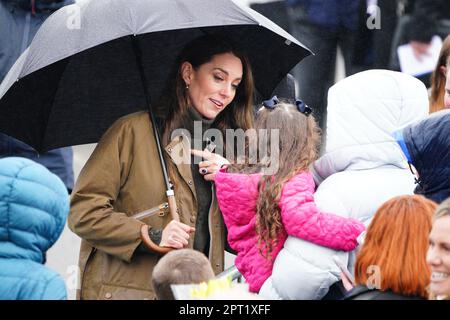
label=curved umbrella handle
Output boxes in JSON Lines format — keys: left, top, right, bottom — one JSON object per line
{"left": 140, "top": 225, "right": 173, "bottom": 254}
{"left": 138, "top": 190, "right": 181, "bottom": 254}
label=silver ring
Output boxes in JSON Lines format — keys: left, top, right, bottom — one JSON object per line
{"left": 200, "top": 168, "right": 208, "bottom": 175}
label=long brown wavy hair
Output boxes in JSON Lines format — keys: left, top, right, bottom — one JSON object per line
{"left": 430, "top": 35, "right": 450, "bottom": 113}
{"left": 154, "top": 35, "right": 254, "bottom": 189}
{"left": 354, "top": 195, "right": 437, "bottom": 299}
{"left": 228, "top": 101, "right": 321, "bottom": 259}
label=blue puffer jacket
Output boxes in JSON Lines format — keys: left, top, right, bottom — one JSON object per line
{"left": 403, "top": 109, "right": 450, "bottom": 204}
{"left": 0, "top": 157, "right": 69, "bottom": 300}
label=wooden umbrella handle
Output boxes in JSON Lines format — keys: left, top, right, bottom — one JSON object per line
{"left": 140, "top": 190, "right": 180, "bottom": 254}
{"left": 140, "top": 225, "right": 173, "bottom": 255}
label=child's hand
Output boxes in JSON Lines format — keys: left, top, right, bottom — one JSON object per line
{"left": 160, "top": 220, "right": 195, "bottom": 249}
{"left": 191, "top": 149, "right": 230, "bottom": 181}
{"left": 340, "top": 272, "right": 354, "bottom": 292}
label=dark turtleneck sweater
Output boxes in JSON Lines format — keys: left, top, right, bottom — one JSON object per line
{"left": 183, "top": 107, "right": 214, "bottom": 256}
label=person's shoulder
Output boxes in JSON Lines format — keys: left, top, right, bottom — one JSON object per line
{"left": 21, "top": 262, "right": 67, "bottom": 300}
{"left": 114, "top": 111, "right": 149, "bottom": 126}
{"left": 215, "top": 169, "right": 262, "bottom": 193}
{"left": 0, "top": 258, "right": 61, "bottom": 283}
{"left": 105, "top": 111, "right": 150, "bottom": 136}
{"left": 344, "top": 286, "right": 424, "bottom": 300}
{"left": 285, "top": 171, "right": 315, "bottom": 189}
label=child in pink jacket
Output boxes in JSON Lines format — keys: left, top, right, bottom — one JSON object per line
{"left": 214, "top": 97, "right": 365, "bottom": 293}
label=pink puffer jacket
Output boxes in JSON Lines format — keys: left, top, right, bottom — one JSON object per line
{"left": 215, "top": 168, "right": 365, "bottom": 293}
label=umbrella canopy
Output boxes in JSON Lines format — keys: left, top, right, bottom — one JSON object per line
{"left": 0, "top": 0, "right": 311, "bottom": 152}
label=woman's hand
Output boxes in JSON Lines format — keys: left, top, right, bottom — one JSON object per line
{"left": 160, "top": 220, "right": 195, "bottom": 249}
{"left": 191, "top": 149, "right": 230, "bottom": 181}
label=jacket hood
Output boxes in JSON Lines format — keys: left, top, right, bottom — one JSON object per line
{"left": 1, "top": 0, "right": 74, "bottom": 12}
{"left": 314, "top": 70, "right": 429, "bottom": 181}
{"left": 0, "top": 157, "right": 69, "bottom": 263}
{"left": 403, "top": 109, "right": 450, "bottom": 203}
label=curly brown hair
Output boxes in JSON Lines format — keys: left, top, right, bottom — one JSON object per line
{"left": 228, "top": 101, "right": 321, "bottom": 259}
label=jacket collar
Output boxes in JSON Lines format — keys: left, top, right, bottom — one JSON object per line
{"left": 165, "top": 133, "right": 197, "bottom": 200}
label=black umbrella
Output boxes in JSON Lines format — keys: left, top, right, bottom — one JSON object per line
{"left": 0, "top": 0, "right": 311, "bottom": 239}
{"left": 0, "top": 0, "right": 311, "bottom": 152}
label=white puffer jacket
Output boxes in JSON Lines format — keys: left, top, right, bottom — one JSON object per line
{"left": 259, "top": 70, "right": 429, "bottom": 300}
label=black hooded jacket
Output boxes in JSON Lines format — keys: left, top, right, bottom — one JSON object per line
{"left": 403, "top": 110, "right": 450, "bottom": 204}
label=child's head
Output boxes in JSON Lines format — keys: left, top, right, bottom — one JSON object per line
{"left": 354, "top": 195, "right": 437, "bottom": 299}
{"left": 0, "top": 157, "right": 69, "bottom": 264}
{"left": 254, "top": 98, "right": 320, "bottom": 173}
{"left": 229, "top": 97, "right": 320, "bottom": 175}
{"left": 151, "top": 249, "right": 215, "bottom": 300}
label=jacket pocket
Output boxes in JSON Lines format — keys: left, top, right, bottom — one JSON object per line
{"left": 98, "top": 283, "right": 155, "bottom": 300}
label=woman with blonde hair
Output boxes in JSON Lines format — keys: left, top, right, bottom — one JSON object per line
{"left": 429, "top": 35, "right": 450, "bottom": 113}
{"left": 344, "top": 195, "right": 437, "bottom": 300}
{"left": 427, "top": 197, "right": 450, "bottom": 300}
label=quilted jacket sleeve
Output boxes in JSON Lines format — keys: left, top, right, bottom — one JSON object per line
{"left": 279, "top": 173, "right": 365, "bottom": 251}
{"left": 214, "top": 170, "right": 260, "bottom": 251}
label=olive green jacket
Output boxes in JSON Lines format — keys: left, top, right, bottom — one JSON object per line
{"left": 68, "top": 111, "right": 225, "bottom": 300}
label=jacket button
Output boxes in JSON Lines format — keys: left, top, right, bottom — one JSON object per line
{"left": 188, "top": 180, "right": 193, "bottom": 185}
{"left": 167, "top": 148, "right": 172, "bottom": 153}
{"left": 215, "top": 264, "right": 220, "bottom": 268}
{"left": 190, "top": 217, "right": 195, "bottom": 223}
{"left": 105, "top": 292, "right": 112, "bottom": 299}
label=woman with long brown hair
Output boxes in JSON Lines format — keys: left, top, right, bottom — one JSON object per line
{"left": 214, "top": 98, "right": 365, "bottom": 297}
{"left": 429, "top": 35, "right": 450, "bottom": 113}
{"left": 68, "top": 35, "right": 255, "bottom": 300}
{"left": 344, "top": 195, "right": 437, "bottom": 300}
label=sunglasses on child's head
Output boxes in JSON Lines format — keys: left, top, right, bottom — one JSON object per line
{"left": 262, "top": 95, "right": 312, "bottom": 116}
